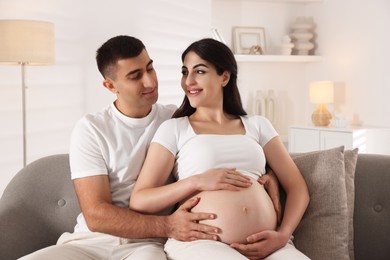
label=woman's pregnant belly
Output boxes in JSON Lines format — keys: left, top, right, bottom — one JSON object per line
{"left": 190, "top": 178, "right": 277, "bottom": 244}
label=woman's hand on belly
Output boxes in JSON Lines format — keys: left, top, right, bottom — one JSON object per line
{"left": 230, "top": 229, "right": 290, "bottom": 259}
{"left": 191, "top": 168, "right": 253, "bottom": 192}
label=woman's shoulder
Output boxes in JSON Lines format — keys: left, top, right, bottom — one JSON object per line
{"left": 153, "top": 117, "right": 191, "bottom": 152}
{"left": 158, "top": 116, "right": 189, "bottom": 132}
{"left": 241, "top": 115, "right": 277, "bottom": 135}
{"left": 241, "top": 114, "right": 271, "bottom": 126}
{"left": 162, "top": 116, "right": 188, "bottom": 125}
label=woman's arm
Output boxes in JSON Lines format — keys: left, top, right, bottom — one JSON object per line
{"left": 130, "top": 143, "right": 196, "bottom": 214}
{"left": 231, "top": 136, "right": 309, "bottom": 258}
{"left": 130, "top": 142, "right": 252, "bottom": 214}
{"left": 264, "top": 136, "right": 309, "bottom": 241}
{"left": 264, "top": 137, "right": 309, "bottom": 242}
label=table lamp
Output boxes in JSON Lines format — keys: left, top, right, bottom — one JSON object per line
{"left": 0, "top": 20, "right": 55, "bottom": 166}
{"left": 309, "top": 81, "right": 334, "bottom": 127}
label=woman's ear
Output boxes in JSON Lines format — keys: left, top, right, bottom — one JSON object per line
{"left": 103, "top": 78, "right": 118, "bottom": 94}
{"left": 222, "top": 71, "right": 231, "bottom": 87}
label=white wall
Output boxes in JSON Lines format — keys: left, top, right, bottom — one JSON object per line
{"left": 0, "top": 0, "right": 211, "bottom": 196}
{"left": 1, "top": 0, "right": 390, "bottom": 195}
{"left": 212, "top": 0, "right": 390, "bottom": 145}
{"left": 309, "top": 0, "right": 390, "bottom": 127}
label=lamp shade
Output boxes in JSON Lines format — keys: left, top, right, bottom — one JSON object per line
{"left": 309, "top": 81, "right": 334, "bottom": 104}
{"left": 0, "top": 20, "right": 55, "bottom": 65}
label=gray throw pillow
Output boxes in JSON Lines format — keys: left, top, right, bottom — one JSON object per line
{"left": 344, "top": 148, "right": 359, "bottom": 260}
{"left": 291, "top": 146, "right": 349, "bottom": 260}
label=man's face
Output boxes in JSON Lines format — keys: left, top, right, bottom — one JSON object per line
{"left": 104, "top": 49, "right": 159, "bottom": 117}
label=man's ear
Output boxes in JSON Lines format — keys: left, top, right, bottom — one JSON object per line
{"left": 103, "top": 78, "right": 117, "bottom": 94}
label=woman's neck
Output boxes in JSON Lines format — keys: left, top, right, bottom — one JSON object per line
{"left": 188, "top": 108, "right": 243, "bottom": 135}
{"left": 190, "top": 108, "right": 235, "bottom": 124}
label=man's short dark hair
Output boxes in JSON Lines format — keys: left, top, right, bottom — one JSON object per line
{"left": 96, "top": 35, "right": 145, "bottom": 79}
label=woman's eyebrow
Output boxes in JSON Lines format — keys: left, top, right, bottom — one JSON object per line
{"left": 193, "top": 63, "right": 208, "bottom": 69}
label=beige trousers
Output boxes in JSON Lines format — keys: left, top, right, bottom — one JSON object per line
{"left": 19, "top": 232, "right": 166, "bottom": 260}
{"left": 165, "top": 238, "right": 310, "bottom": 260}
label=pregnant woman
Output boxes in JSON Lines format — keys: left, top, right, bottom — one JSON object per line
{"left": 130, "top": 38, "right": 309, "bottom": 260}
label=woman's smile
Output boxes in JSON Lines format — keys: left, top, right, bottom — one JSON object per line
{"left": 187, "top": 88, "right": 203, "bottom": 96}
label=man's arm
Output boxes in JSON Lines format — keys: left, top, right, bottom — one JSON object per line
{"left": 73, "top": 175, "right": 219, "bottom": 241}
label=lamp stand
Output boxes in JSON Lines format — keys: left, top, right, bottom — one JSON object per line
{"left": 21, "top": 62, "right": 27, "bottom": 167}
{"left": 312, "top": 103, "right": 332, "bottom": 127}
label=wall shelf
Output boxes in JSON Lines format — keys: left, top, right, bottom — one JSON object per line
{"left": 254, "top": 0, "right": 322, "bottom": 3}
{"left": 234, "top": 54, "right": 322, "bottom": 63}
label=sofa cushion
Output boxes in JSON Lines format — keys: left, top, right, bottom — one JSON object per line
{"left": 291, "top": 146, "right": 349, "bottom": 260}
{"left": 344, "top": 148, "right": 358, "bottom": 260}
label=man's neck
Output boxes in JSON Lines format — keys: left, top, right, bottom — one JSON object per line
{"left": 114, "top": 100, "right": 153, "bottom": 118}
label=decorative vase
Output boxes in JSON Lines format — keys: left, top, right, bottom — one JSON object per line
{"left": 290, "top": 17, "right": 315, "bottom": 55}
{"left": 280, "top": 35, "right": 294, "bottom": 55}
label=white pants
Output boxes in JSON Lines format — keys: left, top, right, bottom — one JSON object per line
{"left": 19, "top": 232, "right": 166, "bottom": 260}
{"left": 165, "top": 238, "right": 310, "bottom": 260}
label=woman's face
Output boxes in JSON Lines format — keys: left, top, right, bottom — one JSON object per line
{"left": 181, "top": 51, "right": 229, "bottom": 109}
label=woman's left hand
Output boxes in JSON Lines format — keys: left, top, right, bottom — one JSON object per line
{"left": 230, "top": 229, "right": 288, "bottom": 259}
{"left": 194, "top": 168, "right": 252, "bottom": 192}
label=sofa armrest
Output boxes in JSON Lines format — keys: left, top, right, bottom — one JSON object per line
{"left": 0, "top": 154, "right": 81, "bottom": 259}
{"left": 354, "top": 154, "right": 390, "bottom": 260}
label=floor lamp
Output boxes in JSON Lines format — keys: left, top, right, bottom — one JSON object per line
{"left": 0, "top": 20, "right": 55, "bottom": 167}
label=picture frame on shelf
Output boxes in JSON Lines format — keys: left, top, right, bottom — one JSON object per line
{"left": 211, "top": 28, "right": 226, "bottom": 44}
{"left": 232, "top": 26, "right": 266, "bottom": 55}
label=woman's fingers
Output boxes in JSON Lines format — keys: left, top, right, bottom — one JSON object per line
{"left": 225, "top": 170, "right": 252, "bottom": 187}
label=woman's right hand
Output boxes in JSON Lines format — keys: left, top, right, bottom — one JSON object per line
{"left": 193, "top": 168, "right": 252, "bottom": 191}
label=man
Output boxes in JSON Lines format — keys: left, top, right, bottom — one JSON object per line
{"left": 21, "top": 35, "right": 280, "bottom": 259}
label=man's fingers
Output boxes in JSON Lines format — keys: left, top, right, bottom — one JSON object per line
{"left": 267, "top": 190, "right": 282, "bottom": 223}
{"left": 275, "top": 201, "right": 282, "bottom": 224}
{"left": 188, "top": 229, "right": 219, "bottom": 241}
{"left": 179, "top": 196, "right": 201, "bottom": 211}
{"left": 178, "top": 220, "right": 220, "bottom": 241}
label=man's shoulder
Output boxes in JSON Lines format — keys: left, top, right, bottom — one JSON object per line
{"left": 155, "top": 103, "right": 178, "bottom": 114}
{"left": 75, "top": 105, "right": 112, "bottom": 128}
{"left": 154, "top": 103, "right": 178, "bottom": 120}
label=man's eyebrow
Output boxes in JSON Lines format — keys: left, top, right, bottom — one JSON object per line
{"left": 126, "top": 59, "right": 154, "bottom": 76}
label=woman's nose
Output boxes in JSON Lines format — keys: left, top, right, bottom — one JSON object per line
{"left": 185, "top": 72, "right": 195, "bottom": 86}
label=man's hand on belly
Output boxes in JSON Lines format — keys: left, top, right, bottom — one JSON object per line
{"left": 258, "top": 170, "right": 282, "bottom": 224}
{"left": 168, "top": 197, "right": 221, "bottom": 241}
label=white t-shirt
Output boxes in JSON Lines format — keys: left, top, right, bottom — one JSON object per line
{"left": 69, "top": 102, "right": 176, "bottom": 232}
{"left": 152, "top": 115, "right": 278, "bottom": 181}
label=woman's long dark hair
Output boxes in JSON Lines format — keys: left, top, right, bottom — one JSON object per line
{"left": 172, "top": 38, "right": 247, "bottom": 118}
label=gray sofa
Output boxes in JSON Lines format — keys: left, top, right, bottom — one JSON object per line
{"left": 0, "top": 153, "right": 389, "bottom": 260}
